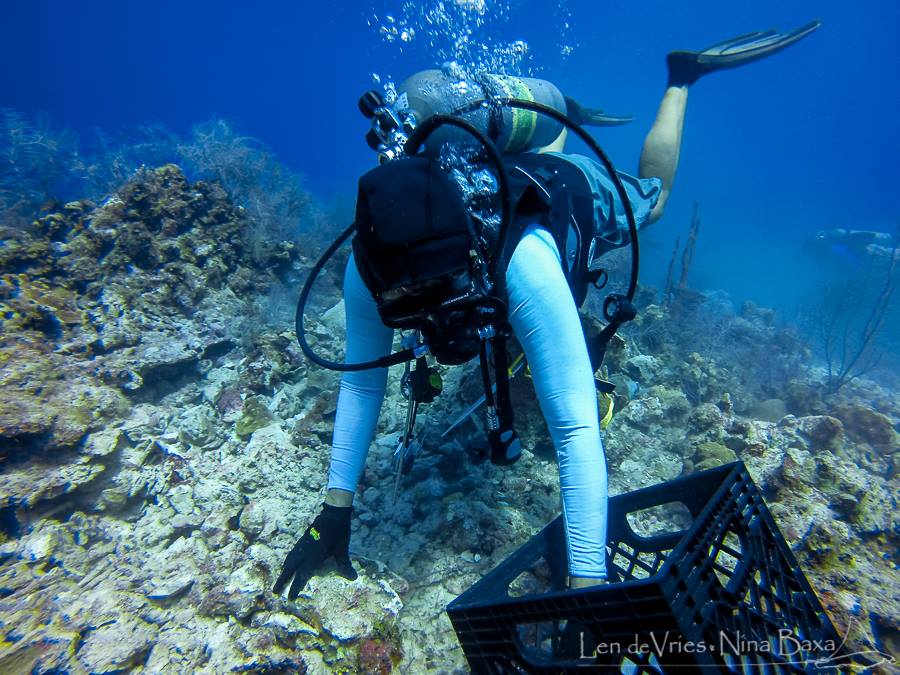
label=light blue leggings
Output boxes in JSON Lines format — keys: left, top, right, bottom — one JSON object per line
{"left": 328, "top": 225, "right": 608, "bottom": 579}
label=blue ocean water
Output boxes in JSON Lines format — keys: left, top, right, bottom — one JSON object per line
{"left": 3, "top": 0, "right": 898, "bottom": 314}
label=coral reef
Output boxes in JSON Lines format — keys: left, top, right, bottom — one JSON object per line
{"left": 0, "top": 166, "right": 896, "bottom": 672}
{"left": 612, "top": 291, "right": 898, "bottom": 661}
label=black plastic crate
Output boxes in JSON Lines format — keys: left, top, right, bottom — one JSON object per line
{"left": 447, "top": 462, "right": 844, "bottom": 673}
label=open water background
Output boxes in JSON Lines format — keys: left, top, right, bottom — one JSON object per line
{"left": 2, "top": 0, "right": 898, "bottom": 330}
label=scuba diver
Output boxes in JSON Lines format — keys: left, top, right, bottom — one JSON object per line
{"left": 810, "top": 227, "right": 900, "bottom": 266}
{"left": 274, "top": 21, "right": 821, "bottom": 599}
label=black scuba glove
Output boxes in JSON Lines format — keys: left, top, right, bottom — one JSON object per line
{"left": 272, "top": 503, "right": 357, "bottom": 599}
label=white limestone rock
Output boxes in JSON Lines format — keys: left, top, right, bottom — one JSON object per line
{"left": 83, "top": 428, "right": 126, "bottom": 457}
{"left": 0, "top": 456, "right": 107, "bottom": 508}
{"left": 238, "top": 500, "right": 267, "bottom": 540}
{"left": 299, "top": 574, "right": 403, "bottom": 643}
{"left": 619, "top": 395, "right": 666, "bottom": 429}
{"left": 250, "top": 611, "right": 318, "bottom": 639}
{"left": 624, "top": 353, "right": 663, "bottom": 384}
{"left": 76, "top": 615, "right": 158, "bottom": 673}
{"left": 219, "top": 561, "right": 268, "bottom": 620}
{"left": 167, "top": 484, "right": 195, "bottom": 515}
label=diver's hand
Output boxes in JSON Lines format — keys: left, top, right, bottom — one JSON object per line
{"left": 272, "top": 503, "right": 357, "bottom": 599}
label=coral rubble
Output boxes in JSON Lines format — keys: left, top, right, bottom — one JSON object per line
{"left": 0, "top": 168, "right": 896, "bottom": 672}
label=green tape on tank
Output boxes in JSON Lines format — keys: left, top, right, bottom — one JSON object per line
{"left": 484, "top": 74, "right": 537, "bottom": 153}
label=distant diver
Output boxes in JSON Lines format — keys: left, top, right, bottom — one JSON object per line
{"left": 810, "top": 227, "right": 900, "bottom": 265}
{"left": 276, "top": 21, "right": 822, "bottom": 599}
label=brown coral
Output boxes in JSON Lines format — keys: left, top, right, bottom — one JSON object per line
{"left": 830, "top": 404, "right": 897, "bottom": 450}
{"left": 358, "top": 637, "right": 402, "bottom": 674}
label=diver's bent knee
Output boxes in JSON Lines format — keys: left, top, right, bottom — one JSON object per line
{"left": 647, "top": 197, "right": 667, "bottom": 225}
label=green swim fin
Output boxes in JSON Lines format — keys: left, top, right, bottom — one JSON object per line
{"left": 667, "top": 20, "right": 821, "bottom": 86}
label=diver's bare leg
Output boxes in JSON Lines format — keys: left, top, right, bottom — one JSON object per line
{"left": 537, "top": 128, "right": 568, "bottom": 154}
{"left": 639, "top": 85, "right": 688, "bottom": 224}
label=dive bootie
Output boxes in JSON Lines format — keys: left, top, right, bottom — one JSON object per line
{"left": 667, "top": 20, "right": 821, "bottom": 86}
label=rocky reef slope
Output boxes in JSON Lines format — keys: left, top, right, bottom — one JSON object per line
{"left": 0, "top": 166, "right": 896, "bottom": 672}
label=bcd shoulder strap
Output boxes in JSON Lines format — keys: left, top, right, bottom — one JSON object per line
{"left": 500, "top": 153, "right": 598, "bottom": 307}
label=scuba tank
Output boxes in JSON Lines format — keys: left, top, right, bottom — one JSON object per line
{"left": 359, "top": 68, "right": 634, "bottom": 164}
{"left": 360, "top": 69, "right": 567, "bottom": 162}
{"left": 399, "top": 69, "right": 568, "bottom": 155}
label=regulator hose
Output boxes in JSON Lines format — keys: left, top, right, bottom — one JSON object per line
{"left": 294, "top": 223, "right": 420, "bottom": 372}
